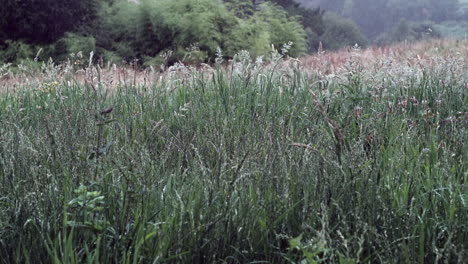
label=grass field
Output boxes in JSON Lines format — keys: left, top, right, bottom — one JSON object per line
{"left": 0, "top": 39, "right": 467, "bottom": 263}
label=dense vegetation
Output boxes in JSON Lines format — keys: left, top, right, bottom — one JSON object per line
{"left": 0, "top": 39, "right": 467, "bottom": 263}
{"left": 298, "top": 0, "right": 468, "bottom": 40}
{"left": 1, "top": 0, "right": 467, "bottom": 66}
{"left": 1, "top": 0, "right": 311, "bottom": 65}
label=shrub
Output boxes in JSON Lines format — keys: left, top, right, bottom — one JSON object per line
{"left": 434, "top": 21, "right": 468, "bottom": 39}
{"left": 134, "top": 0, "right": 307, "bottom": 64}
{"left": 0, "top": 0, "right": 100, "bottom": 44}
{"left": 305, "top": 28, "right": 320, "bottom": 52}
{"left": 0, "top": 40, "right": 35, "bottom": 63}
{"left": 223, "top": 2, "right": 308, "bottom": 58}
{"left": 320, "top": 13, "right": 368, "bottom": 50}
{"left": 0, "top": 0, "right": 308, "bottom": 66}
{"left": 136, "top": 0, "right": 237, "bottom": 62}
{"left": 253, "top": 3, "right": 308, "bottom": 57}
{"left": 79, "top": 0, "right": 139, "bottom": 63}
{"left": 97, "top": 48, "right": 124, "bottom": 65}
{"left": 376, "top": 19, "right": 441, "bottom": 46}
{"left": 224, "top": 0, "right": 255, "bottom": 19}
{"left": 54, "top": 33, "right": 96, "bottom": 62}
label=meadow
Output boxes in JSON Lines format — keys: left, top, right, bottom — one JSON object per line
{"left": 0, "top": 39, "right": 467, "bottom": 263}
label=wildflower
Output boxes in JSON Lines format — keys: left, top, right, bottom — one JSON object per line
{"left": 410, "top": 96, "right": 419, "bottom": 105}
{"left": 388, "top": 102, "right": 394, "bottom": 113}
{"left": 281, "top": 41, "right": 293, "bottom": 55}
{"left": 438, "top": 141, "right": 445, "bottom": 149}
{"left": 421, "top": 100, "right": 428, "bottom": 108}
{"left": 364, "top": 132, "right": 374, "bottom": 157}
{"left": 354, "top": 106, "right": 363, "bottom": 118}
{"left": 398, "top": 99, "right": 408, "bottom": 109}
{"left": 419, "top": 147, "right": 430, "bottom": 157}
{"left": 372, "top": 94, "right": 380, "bottom": 102}
{"left": 424, "top": 109, "right": 434, "bottom": 119}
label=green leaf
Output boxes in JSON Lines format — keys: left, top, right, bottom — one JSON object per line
{"left": 289, "top": 234, "right": 303, "bottom": 250}
{"left": 304, "top": 251, "right": 319, "bottom": 264}
{"left": 339, "top": 256, "right": 356, "bottom": 264}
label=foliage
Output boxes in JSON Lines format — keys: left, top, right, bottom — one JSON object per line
{"left": 459, "top": 0, "right": 468, "bottom": 20}
{"left": 224, "top": 0, "right": 256, "bottom": 19}
{"left": 376, "top": 19, "right": 441, "bottom": 46}
{"left": 137, "top": 0, "right": 234, "bottom": 62}
{"left": 252, "top": 2, "right": 308, "bottom": 57}
{"left": 0, "top": 40, "right": 35, "bottom": 63}
{"left": 53, "top": 33, "right": 97, "bottom": 62}
{"left": 0, "top": 0, "right": 100, "bottom": 45}
{"left": 425, "top": 0, "right": 460, "bottom": 22}
{"left": 0, "top": 0, "right": 466, "bottom": 65}
{"left": 303, "top": 0, "right": 463, "bottom": 41}
{"left": 85, "top": 0, "right": 140, "bottom": 62}
{"left": 434, "top": 21, "right": 468, "bottom": 39}
{"left": 133, "top": 0, "right": 307, "bottom": 64}
{"left": 268, "top": 0, "right": 326, "bottom": 52}
{"left": 320, "top": 13, "right": 368, "bottom": 50}
{"left": 0, "top": 0, "right": 309, "bottom": 65}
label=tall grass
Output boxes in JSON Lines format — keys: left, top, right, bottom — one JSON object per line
{"left": 0, "top": 40, "right": 467, "bottom": 263}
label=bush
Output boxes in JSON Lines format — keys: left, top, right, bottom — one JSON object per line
{"left": 320, "top": 13, "right": 368, "bottom": 50}
{"left": 1, "top": 0, "right": 309, "bottom": 66}
{"left": 0, "top": 0, "right": 100, "bottom": 44}
{"left": 54, "top": 33, "right": 96, "bottom": 62}
{"left": 376, "top": 19, "right": 441, "bottom": 46}
{"left": 253, "top": 3, "right": 308, "bottom": 57}
{"left": 305, "top": 28, "right": 320, "bottom": 52}
{"left": 434, "top": 21, "right": 468, "bottom": 39}
{"left": 98, "top": 0, "right": 140, "bottom": 60}
{"left": 0, "top": 40, "right": 35, "bottom": 63}
{"left": 134, "top": 0, "right": 307, "bottom": 64}
{"left": 97, "top": 48, "right": 124, "bottom": 65}
{"left": 223, "top": 2, "right": 308, "bottom": 58}
{"left": 136, "top": 0, "right": 236, "bottom": 62}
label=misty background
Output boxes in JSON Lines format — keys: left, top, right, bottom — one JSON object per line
{"left": 295, "top": 0, "right": 468, "bottom": 39}
{"left": 1, "top": 0, "right": 467, "bottom": 66}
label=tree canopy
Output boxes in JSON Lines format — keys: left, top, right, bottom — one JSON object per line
{"left": 298, "top": 0, "right": 464, "bottom": 40}
{"left": 0, "top": 0, "right": 100, "bottom": 44}
{"left": 0, "top": 0, "right": 464, "bottom": 65}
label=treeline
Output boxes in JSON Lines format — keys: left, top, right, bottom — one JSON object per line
{"left": 298, "top": 0, "right": 468, "bottom": 42}
{"left": 0, "top": 0, "right": 465, "bottom": 66}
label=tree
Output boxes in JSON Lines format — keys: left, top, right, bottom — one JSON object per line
{"left": 335, "top": 0, "right": 461, "bottom": 41}
{"left": 426, "top": 0, "right": 459, "bottom": 22}
{"left": 375, "top": 19, "right": 441, "bottom": 45}
{"left": 253, "top": 2, "right": 308, "bottom": 56}
{"left": 224, "top": 0, "right": 256, "bottom": 18}
{"left": 0, "top": 0, "right": 100, "bottom": 45}
{"left": 320, "top": 13, "right": 368, "bottom": 50}
{"left": 264, "top": 0, "right": 325, "bottom": 52}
